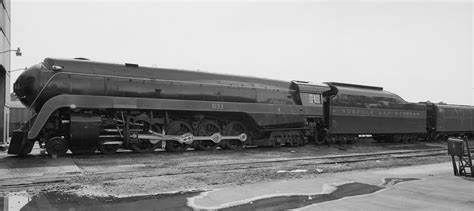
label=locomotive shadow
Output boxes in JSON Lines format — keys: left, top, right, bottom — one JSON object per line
{"left": 0, "top": 154, "right": 76, "bottom": 169}
{"left": 462, "top": 177, "right": 474, "bottom": 182}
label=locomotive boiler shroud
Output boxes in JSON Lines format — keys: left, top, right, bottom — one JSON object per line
{"left": 14, "top": 58, "right": 300, "bottom": 113}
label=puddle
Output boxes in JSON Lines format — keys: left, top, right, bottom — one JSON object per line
{"left": 220, "top": 182, "right": 383, "bottom": 211}
{"left": 1, "top": 191, "right": 31, "bottom": 211}
{"left": 1, "top": 178, "right": 421, "bottom": 210}
{"left": 277, "top": 169, "right": 308, "bottom": 173}
{"left": 381, "top": 178, "right": 421, "bottom": 186}
{"left": 215, "top": 178, "right": 420, "bottom": 210}
{"left": 1, "top": 191, "right": 200, "bottom": 211}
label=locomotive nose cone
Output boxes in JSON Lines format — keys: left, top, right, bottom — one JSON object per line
{"left": 14, "top": 64, "right": 41, "bottom": 107}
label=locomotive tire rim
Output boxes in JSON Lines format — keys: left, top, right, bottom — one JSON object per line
{"left": 128, "top": 119, "right": 162, "bottom": 153}
{"left": 45, "top": 137, "right": 68, "bottom": 155}
{"left": 195, "top": 121, "right": 220, "bottom": 151}
{"left": 165, "top": 121, "right": 192, "bottom": 152}
{"left": 222, "top": 121, "right": 247, "bottom": 150}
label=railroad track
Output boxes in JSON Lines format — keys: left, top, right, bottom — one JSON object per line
{"left": 181, "top": 148, "right": 449, "bottom": 169}
{"left": 0, "top": 147, "right": 470, "bottom": 191}
{"left": 72, "top": 147, "right": 456, "bottom": 178}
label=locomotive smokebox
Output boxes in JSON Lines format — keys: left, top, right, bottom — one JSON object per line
{"left": 14, "top": 63, "right": 55, "bottom": 110}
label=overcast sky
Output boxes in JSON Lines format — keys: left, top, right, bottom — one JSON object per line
{"left": 10, "top": 0, "right": 473, "bottom": 105}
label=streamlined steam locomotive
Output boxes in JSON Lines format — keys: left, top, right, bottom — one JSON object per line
{"left": 8, "top": 58, "right": 474, "bottom": 155}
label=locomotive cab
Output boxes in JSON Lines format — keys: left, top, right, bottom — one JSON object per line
{"left": 290, "top": 81, "right": 332, "bottom": 143}
{"left": 291, "top": 81, "right": 329, "bottom": 107}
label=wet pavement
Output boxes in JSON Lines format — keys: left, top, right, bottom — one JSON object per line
{"left": 188, "top": 162, "right": 474, "bottom": 210}
{"left": 0, "top": 181, "right": 400, "bottom": 210}
{"left": 0, "top": 143, "right": 472, "bottom": 210}
{"left": 220, "top": 182, "right": 383, "bottom": 210}
{"left": 2, "top": 191, "right": 201, "bottom": 211}
{"left": 1, "top": 163, "right": 471, "bottom": 210}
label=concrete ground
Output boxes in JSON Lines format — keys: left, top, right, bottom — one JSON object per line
{"left": 0, "top": 147, "right": 80, "bottom": 185}
{"left": 0, "top": 141, "right": 448, "bottom": 190}
{"left": 0, "top": 142, "right": 471, "bottom": 210}
{"left": 188, "top": 162, "right": 474, "bottom": 210}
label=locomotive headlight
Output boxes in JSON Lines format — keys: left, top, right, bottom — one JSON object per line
{"left": 13, "top": 82, "right": 20, "bottom": 90}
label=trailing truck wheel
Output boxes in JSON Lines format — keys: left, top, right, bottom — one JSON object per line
{"left": 195, "top": 121, "right": 220, "bottom": 151}
{"left": 45, "top": 137, "right": 68, "bottom": 155}
{"left": 165, "top": 121, "right": 192, "bottom": 152}
{"left": 338, "top": 137, "right": 348, "bottom": 145}
{"left": 288, "top": 131, "right": 305, "bottom": 146}
{"left": 99, "top": 144, "right": 119, "bottom": 155}
{"left": 221, "top": 121, "right": 247, "bottom": 150}
{"left": 269, "top": 131, "right": 284, "bottom": 147}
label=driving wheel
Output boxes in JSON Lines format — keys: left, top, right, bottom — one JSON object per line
{"left": 164, "top": 120, "right": 192, "bottom": 152}
{"left": 221, "top": 121, "right": 247, "bottom": 150}
{"left": 195, "top": 121, "right": 221, "bottom": 151}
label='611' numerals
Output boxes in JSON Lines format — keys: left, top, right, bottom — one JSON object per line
{"left": 212, "top": 103, "right": 224, "bottom": 110}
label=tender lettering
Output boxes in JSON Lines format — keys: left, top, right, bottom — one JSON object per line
{"left": 334, "top": 107, "right": 424, "bottom": 118}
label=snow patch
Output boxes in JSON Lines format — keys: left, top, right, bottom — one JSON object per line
{"left": 187, "top": 182, "right": 351, "bottom": 210}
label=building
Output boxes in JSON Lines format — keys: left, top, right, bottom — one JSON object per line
{"left": 0, "top": 0, "right": 11, "bottom": 148}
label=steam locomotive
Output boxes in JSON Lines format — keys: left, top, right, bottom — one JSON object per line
{"left": 8, "top": 58, "right": 474, "bottom": 155}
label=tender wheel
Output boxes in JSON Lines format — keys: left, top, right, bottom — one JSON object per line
{"left": 439, "top": 134, "right": 449, "bottom": 141}
{"left": 314, "top": 136, "right": 327, "bottom": 145}
{"left": 222, "top": 121, "right": 247, "bottom": 150}
{"left": 347, "top": 137, "right": 356, "bottom": 144}
{"left": 165, "top": 120, "right": 192, "bottom": 152}
{"left": 130, "top": 120, "right": 161, "bottom": 153}
{"left": 338, "top": 136, "right": 348, "bottom": 145}
{"left": 45, "top": 137, "right": 68, "bottom": 155}
{"left": 393, "top": 135, "right": 402, "bottom": 143}
{"left": 195, "top": 121, "right": 220, "bottom": 151}
{"left": 99, "top": 144, "right": 119, "bottom": 155}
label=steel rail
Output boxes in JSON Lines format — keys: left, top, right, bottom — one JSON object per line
{"left": 0, "top": 147, "right": 464, "bottom": 190}
{"left": 75, "top": 147, "right": 450, "bottom": 177}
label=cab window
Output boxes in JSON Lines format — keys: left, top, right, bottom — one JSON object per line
{"left": 309, "top": 94, "right": 321, "bottom": 104}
